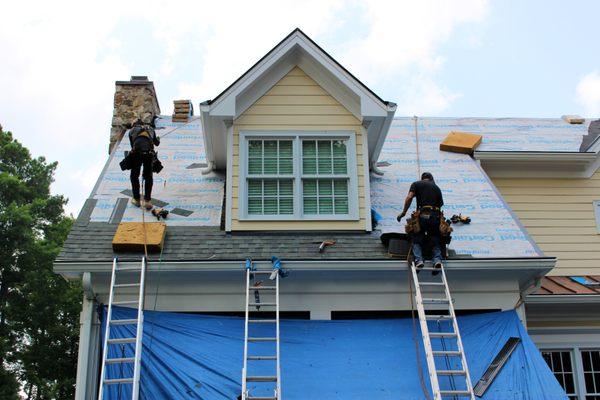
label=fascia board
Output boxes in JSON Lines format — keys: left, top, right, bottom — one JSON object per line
{"left": 369, "top": 108, "right": 397, "bottom": 167}
{"left": 199, "top": 106, "right": 215, "bottom": 165}
{"left": 526, "top": 294, "right": 600, "bottom": 304}
{"left": 55, "top": 257, "right": 555, "bottom": 277}
{"left": 475, "top": 151, "right": 597, "bottom": 163}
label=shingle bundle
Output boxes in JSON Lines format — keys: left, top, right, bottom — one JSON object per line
{"left": 172, "top": 100, "right": 193, "bottom": 122}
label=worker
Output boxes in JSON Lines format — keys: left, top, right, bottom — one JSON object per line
{"left": 397, "top": 172, "right": 444, "bottom": 274}
{"left": 128, "top": 117, "right": 160, "bottom": 210}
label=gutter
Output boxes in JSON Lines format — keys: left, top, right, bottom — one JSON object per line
{"left": 525, "top": 294, "right": 600, "bottom": 304}
{"left": 475, "top": 151, "right": 597, "bottom": 163}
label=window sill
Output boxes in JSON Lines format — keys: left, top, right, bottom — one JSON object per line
{"left": 239, "top": 215, "right": 360, "bottom": 222}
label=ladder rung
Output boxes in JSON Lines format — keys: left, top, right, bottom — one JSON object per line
{"left": 104, "top": 378, "right": 134, "bottom": 385}
{"left": 251, "top": 286, "right": 276, "bottom": 290}
{"left": 437, "top": 369, "right": 466, "bottom": 375}
{"left": 429, "top": 332, "right": 457, "bottom": 338}
{"left": 425, "top": 314, "right": 452, "bottom": 320}
{"left": 246, "top": 376, "right": 277, "bottom": 382}
{"left": 113, "top": 283, "right": 140, "bottom": 288}
{"left": 249, "top": 302, "right": 276, "bottom": 306}
{"left": 248, "top": 319, "right": 277, "bottom": 323}
{"left": 110, "top": 319, "right": 138, "bottom": 325}
{"left": 432, "top": 350, "right": 462, "bottom": 357}
{"left": 247, "top": 355, "right": 277, "bottom": 360}
{"left": 419, "top": 266, "right": 443, "bottom": 270}
{"left": 422, "top": 298, "right": 449, "bottom": 304}
{"left": 248, "top": 337, "right": 277, "bottom": 342}
{"left": 440, "top": 390, "right": 472, "bottom": 396}
{"left": 105, "top": 357, "right": 135, "bottom": 364}
{"left": 107, "top": 337, "right": 136, "bottom": 344}
{"left": 251, "top": 271, "right": 275, "bottom": 275}
{"left": 112, "top": 300, "right": 139, "bottom": 306}
{"left": 116, "top": 266, "right": 141, "bottom": 271}
{"left": 247, "top": 397, "right": 277, "bottom": 400}
{"left": 419, "top": 282, "right": 445, "bottom": 286}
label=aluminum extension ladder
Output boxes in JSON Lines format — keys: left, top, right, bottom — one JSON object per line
{"left": 410, "top": 261, "right": 475, "bottom": 399}
{"left": 241, "top": 261, "right": 281, "bottom": 400}
{"left": 98, "top": 257, "right": 147, "bottom": 400}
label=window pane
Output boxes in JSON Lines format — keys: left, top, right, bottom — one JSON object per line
{"left": 303, "top": 157, "right": 317, "bottom": 174}
{"left": 542, "top": 351, "right": 578, "bottom": 398}
{"left": 332, "top": 140, "right": 346, "bottom": 156}
{"left": 318, "top": 180, "right": 333, "bottom": 195}
{"left": 279, "top": 158, "right": 293, "bottom": 174}
{"left": 333, "top": 157, "right": 347, "bottom": 174}
{"left": 319, "top": 197, "right": 333, "bottom": 214}
{"left": 317, "top": 140, "right": 332, "bottom": 174}
{"left": 264, "top": 180, "right": 278, "bottom": 196}
{"left": 280, "top": 180, "right": 293, "bottom": 196}
{"left": 263, "top": 158, "right": 278, "bottom": 174}
{"left": 303, "top": 197, "right": 318, "bottom": 214}
{"left": 264, "top": 140, "right": 278, "bottom": 157}
{"left": 279, "top": 198, "right": 293, "bottom": 214}
{"left": 248, "top": 180, "right": 262, "bottom": 196}
{"left": 248, "top": 158, "right": 262, "bottom": 174}
{"left": 264, "top": 198, "right": 278, "bottom": 214}
{"left": 334, "top": 198, "right": 349, "bottom": 214}
{"left": 582, "top": 350, "right": 600, "bottom": 398}
{"left": 248, "top": 198, "right": 262, "bottom": 214}
{"left": 302, "top": 140, "right": 316, "bottom": 157}
{"left": 317, "top": 157, "right": 332, "bottom": 174}
{"left": 303, "top": 180, "right": 317, "bottom": 196}
{"left": 249, "top": 140, "right": 262, "bottom": 157}
{"left": 279, "top": 140, "right": 293, "bottom": 157}
{"left": 334, "top": 180, "right": 348, "bottom": 196}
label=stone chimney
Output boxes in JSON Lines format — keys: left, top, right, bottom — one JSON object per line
{"left": 109, "top": 76, "right": 161, "bottom": 153}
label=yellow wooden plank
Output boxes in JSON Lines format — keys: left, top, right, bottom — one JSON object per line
{"left": 520, "top": 219, "right": 596, "bottom": 227}
{"left": 527, "top": 227, "right": 599, "bottom": 235}
{"left": 439, "top": 131, "right": 482, "bottom": 154}
{"left": 547, "top": 264, "right": 600, "bottom": 275}
{"left": 112, "top": 222, "right": 166, "bottom": 253}
{"left": 533, "top": 235, "right": 600, "bottom": 244}
{"left": 254, "top": 95, "right": 340, "bottom": 106}
{"left": 500, "top": 187, "right": 600, "bottom": 195}
{"left": 275, "top": 75, "right": 319, "bottom": 86}
{"left": 540, "top": 243, "right": 600, "bottom": 252}
{"left": 243, "top": 105, "right": 352, "bottom": 116}
{"left": 266, "top": 85, "right": 329, "bottom": 96}
{"left": 494, "top": 179, "right": 600, "bottom": 188}
{"left": 235, "top": 115, "right": 361, "bottom": 126}
{"left": 514, "top": 211, "right": 594, "bottom": 219}
{"left": 502, "top": 195, "right": 600, "bottom": 204}
{"left": 509, "top": 203, "right": 594, "bottom": 211}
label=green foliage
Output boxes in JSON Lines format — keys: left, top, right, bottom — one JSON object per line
{"left": 0, "top": 126, "right": 81, "bottom": 399}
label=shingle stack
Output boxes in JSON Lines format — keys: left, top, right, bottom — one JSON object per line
{"left": 172, "top": 100, "right": 193, "bottom": 122}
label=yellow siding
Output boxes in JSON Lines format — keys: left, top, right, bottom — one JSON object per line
{"left": 493, "top": 172, "right": 600, "bottom": 275}
{"left": 231, "top": 66, "right": 366, "bottom": 231}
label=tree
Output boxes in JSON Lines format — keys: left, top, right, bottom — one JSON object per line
{"left": 0, "top": 125, "right": 81, "bottom": 399}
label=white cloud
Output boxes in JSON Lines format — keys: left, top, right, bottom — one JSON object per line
{"left": 1, "top": 0, "right": 489, "bottom": 216}
{"left": 576, "top": 71, "right": 600, "bottom": 117}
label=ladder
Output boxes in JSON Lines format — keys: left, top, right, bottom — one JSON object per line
{"left": 410, "top": 261, "right": 475, "bottom": 400}
{"left": 241, "top": 261, "right": 281, "bottom": 400}
{"left": 98, "top": 257, "right": 147, "bottom": 400}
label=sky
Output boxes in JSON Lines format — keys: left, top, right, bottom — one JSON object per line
{"left": 1, "top": 0, "right": 600, "bottom": 216}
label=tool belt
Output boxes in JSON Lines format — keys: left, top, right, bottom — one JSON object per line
{"left": 405, "top": 208, "right": 453, "bottom": 237}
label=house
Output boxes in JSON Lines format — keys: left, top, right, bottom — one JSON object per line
{"left": 55, "top": 29, "right": 600, "bottom": 399}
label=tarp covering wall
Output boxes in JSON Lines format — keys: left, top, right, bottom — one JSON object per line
{"left": 100, "top": 307, "right": 567, "bottom": 399}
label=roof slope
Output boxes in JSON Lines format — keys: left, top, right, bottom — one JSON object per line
{"left": 56, "top": 116, "right": 589, "bottom": 264}
{"left": 535, "top": 276, "right": 600, "bottom": 295}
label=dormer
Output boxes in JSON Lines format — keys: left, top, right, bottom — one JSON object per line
{"left": 200, "top": 29, "right": 396, "bottom": 232}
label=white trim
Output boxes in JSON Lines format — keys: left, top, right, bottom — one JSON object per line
{"left": 362, "top": 126, "right": 372, "bottom": 231}
{"left": 238, "top": 131, "right": 359, "bottom": 221}
{"left": 526, "top": 295, "right": 600, "bottom": 304}
{"left": 225, "top": 124, "right": 234, "bottom": 231}
{"left": 593, "top": 200, "right": 600, "bottom": 234}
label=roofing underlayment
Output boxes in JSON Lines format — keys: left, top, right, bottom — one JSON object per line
{"left": 100, "top": 307, "right": 567, "bottom": 400}
{"left": 59, "top": 116, "right": 592, "bottom": 262}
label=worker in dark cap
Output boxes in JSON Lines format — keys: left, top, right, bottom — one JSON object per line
{"left": 397, "top": 172, "right": 445, "bottom": 273}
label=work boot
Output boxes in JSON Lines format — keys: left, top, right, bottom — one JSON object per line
{"left": 131, "top": 198, "right": 141, "bottom": 207}
{"left": 414, "top": 260, "right": 424, "bottom": 274}
{"left": 143, "top": 199, "right": 153, "bottom": 210}
{"left": 432, "top": 261, "right": 443, "bottom": 276}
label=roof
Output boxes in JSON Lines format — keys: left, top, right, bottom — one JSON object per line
{"left": 205, "top": 28, "right": 390, "bottom": 107}
{"left": 57, "top": 116, "right": 589, "bottom": 265}
{"left": 534, "top": 276, "right": 600, "bottom": 295}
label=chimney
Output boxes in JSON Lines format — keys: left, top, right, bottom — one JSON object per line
{"left": 109, "top": 76, "right": 161, "bottom": 153}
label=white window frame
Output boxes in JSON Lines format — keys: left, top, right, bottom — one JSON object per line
{"left": 541, "top": 348, "right": 579, "bottom": 399}
{"left": 538, "top": 345, "right": 600, "bottom": 400}
{"left": 238, "top": 131, "right": 359, "bottom": 221}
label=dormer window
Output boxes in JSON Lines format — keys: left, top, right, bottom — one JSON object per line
{"left": 239, "top": 132, "right": 358, "bottom": 220}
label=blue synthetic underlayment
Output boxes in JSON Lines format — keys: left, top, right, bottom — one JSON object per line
{"left": 100, "top": 307, "right": 567, "bottom": 400}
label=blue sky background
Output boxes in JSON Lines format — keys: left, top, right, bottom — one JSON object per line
{"left": 1, "top": 0, "right": 599, "bottom": 215}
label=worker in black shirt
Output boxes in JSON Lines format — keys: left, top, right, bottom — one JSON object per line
{"left": 128, "top": 118, "right": 160, "bottom": 210}
{"left": 397, "top": 172, "right": 444, "bottom": 273}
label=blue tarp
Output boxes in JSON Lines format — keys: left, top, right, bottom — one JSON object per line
{"left": 100, "top": 308, "right": 567, "bottom": 399}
